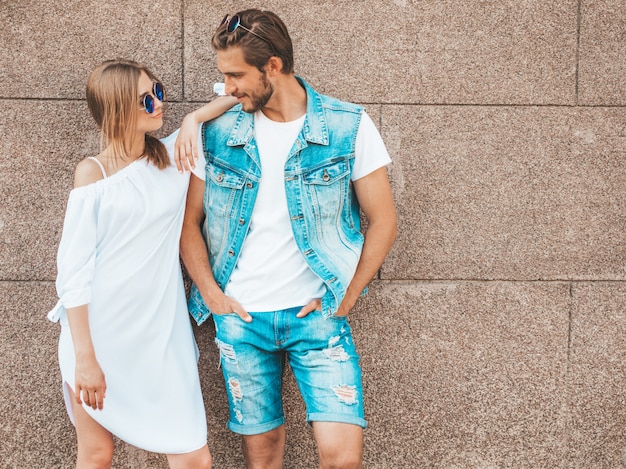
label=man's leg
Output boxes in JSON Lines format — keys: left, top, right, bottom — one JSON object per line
{"left": 286, "top": 310, "right": 367, "bottom": 469}
{"left": 313, "top": 422, "right": 363, "bottom": 469}
{"left": 212, "top": 312, "right": 287, "bottom": 468}
{"left": 242, "top": 426, "right": 286, "bottom": 469}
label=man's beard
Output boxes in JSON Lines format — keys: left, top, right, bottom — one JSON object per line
{"left": 242, "top": 72, "right": 273, "bottom": 113}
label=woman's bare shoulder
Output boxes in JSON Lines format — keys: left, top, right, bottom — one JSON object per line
{"left": 74, "top": 155, "right": 105, "bottom": 188}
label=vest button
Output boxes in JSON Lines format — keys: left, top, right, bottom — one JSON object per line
{"left": 228, "top": 249, "right": 235, "bottom": 256}
{"left": 246, "top": 182, "right": 253, "bottom": 188}
{"left": 239, "top": 218, "right": 245, "bottom": 225}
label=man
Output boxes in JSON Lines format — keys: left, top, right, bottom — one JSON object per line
{"left": 180, "top": 9, "right": 397, "bottom": 469}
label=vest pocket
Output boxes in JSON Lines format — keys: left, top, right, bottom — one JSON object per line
{"left": 302, "top": 159, "right": 351, "bottom": 219}
{"left": 206, "top": 164, "right": 246, "bottom": 218}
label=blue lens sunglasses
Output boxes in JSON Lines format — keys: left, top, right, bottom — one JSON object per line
{"left": 140, "top": 81, "right": 164, "bottom": 114}
{"left": 220, "top": 14, "right": 273, "bottom": 49}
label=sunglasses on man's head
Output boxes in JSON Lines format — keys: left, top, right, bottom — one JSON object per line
{"left": 219, "top": 14, "right": 272, "bottom": 48}
{"left": 139, "top": 81, "right": 164, "bottom": 114}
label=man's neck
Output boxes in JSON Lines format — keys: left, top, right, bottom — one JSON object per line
{"left": 261, "top": 74, "right": 307, "bottom": 122}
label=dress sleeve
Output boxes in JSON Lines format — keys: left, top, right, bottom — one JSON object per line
{"left": 48, "top": 187, "right": 98, "bottom": 322}
{"left": 190, "top": 123, "right": 206, "bottom": 181}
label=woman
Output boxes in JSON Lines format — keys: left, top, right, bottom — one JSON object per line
{"left": 48, "top": 59, "right": 235, "bottom": 468}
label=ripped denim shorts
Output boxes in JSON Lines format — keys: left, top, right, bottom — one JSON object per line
{"left": 212, "top": 306, "right": 367, "bottom": 435}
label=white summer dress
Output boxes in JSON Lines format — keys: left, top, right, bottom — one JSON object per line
{"left": 47, "top": 148, "right": 206, "bottom": 454}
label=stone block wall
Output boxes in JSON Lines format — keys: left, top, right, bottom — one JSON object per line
{"left": 1, "top": 1, "right": 624, "bottom": 467}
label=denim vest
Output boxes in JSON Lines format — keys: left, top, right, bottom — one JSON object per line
{"left": 188, "top": 77, "right": 364, "bottom": 324}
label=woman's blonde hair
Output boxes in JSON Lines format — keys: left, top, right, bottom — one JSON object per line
{"left": 86, "top": 59, "right": 169, "bottom": 169}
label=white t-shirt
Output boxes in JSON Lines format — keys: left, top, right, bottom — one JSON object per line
{"left": 192, "top": 110, "right": 391, "bottom": 312}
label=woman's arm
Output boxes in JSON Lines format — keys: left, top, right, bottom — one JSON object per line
{"left": 66, "top": 304, "right": 107, "bottom": 410}
{"left": 63, "top": 163, "right": 108, "bottom": 410}
{"left": 174, "top": 95, "right": 238, "bottom": 172}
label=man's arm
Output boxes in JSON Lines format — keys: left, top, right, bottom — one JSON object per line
{"left": 336, "top": 166, "right": 397, "bottom": 316}
{"left": 180, "top": 174, "right": 251, "bottom": 322}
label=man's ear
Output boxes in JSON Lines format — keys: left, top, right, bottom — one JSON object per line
{"left": 264, "top": 56, "right": 284, "bottom": 76}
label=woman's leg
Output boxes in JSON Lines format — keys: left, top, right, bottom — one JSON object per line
{"left": 166, "top": 444, "right": 212, "bottom": 469}
{"left": 67, "top": 384, "right": 114, "bottom": 469}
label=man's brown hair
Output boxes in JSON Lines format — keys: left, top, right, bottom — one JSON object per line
{"left": 212, "top": 9, "right": 294, "bottom": 74}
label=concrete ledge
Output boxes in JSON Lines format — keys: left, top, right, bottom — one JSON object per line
{"left": 382, "top": 105, "right": 626, "bottom": 281}
{"left": 579, "top": 0, "right": 626, "bottom": 105}
{"left": 0, "top": 0, "right": 183, "bottom": 100}
{"left": 0, "top": 281, "right": 74, "bottom": 467}
{"left": 183, "top": 0, "right": 577, "bottom": 105}
{"left": 567, "top": 282, "right": 626, "bottom": 467}
{"left": 351, "top": 280, "right": 569, "bottom": 467}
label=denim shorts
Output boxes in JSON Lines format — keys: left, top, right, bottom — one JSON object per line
{"left": 212, "top": 306, "right": 367, "bottom": 435}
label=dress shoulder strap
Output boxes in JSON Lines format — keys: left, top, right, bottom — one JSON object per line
{"left": 87, "top": 156, "right": 107, "bottom": 178}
